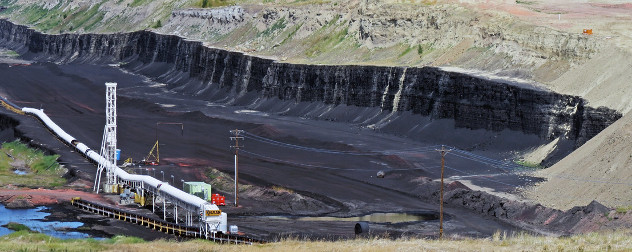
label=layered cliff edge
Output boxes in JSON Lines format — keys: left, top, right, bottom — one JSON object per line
{"left": 0, "top": 19, "right": 620, "bottom": 164}
{"left": 4, "top": 0, "right": 632, "bottom": 115}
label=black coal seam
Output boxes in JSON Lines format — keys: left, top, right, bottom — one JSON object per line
{"left": 0, "top": 19, "right": 621, "bottom": 147}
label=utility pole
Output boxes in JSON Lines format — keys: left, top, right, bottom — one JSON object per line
{"left": 436, "top": 145, "right": 451, "bottom": 239}
{"left": 230, "top": 129, "right": 244, "bottom": 207}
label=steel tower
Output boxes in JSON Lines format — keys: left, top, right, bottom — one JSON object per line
{"left": 94, "top": 82, "right": 118, "bottom": 193}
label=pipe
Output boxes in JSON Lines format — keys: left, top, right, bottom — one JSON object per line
{"left": 21, "top": 107, "right": 225, "bottom": 231}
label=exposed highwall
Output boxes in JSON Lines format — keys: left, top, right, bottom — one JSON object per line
{"left": 0, "top": 19, "right": 621, "bottom": 151}
{"left": 0, "top": 112, "right": 19, "bottom": 142}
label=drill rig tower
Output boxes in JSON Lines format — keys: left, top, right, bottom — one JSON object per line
{"left": 94, "top": 82, "right": 118, "bottom": 193}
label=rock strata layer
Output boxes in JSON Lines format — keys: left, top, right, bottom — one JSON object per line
{"left": 0, "top": 19, "right": 620, "bottom": 148}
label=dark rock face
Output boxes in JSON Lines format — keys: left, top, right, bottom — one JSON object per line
{"left": 0, "top": 112, "right": 19, "bottom": 142}
{"left": 441, "top": 186, "right": 612, "bottom": 235}
{"left": 0, "top": 19, "right": 621, "bottom": 147}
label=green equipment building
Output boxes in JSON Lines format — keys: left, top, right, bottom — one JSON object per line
{"left": 183, "top": 181, "right": 212, "bottom": 201}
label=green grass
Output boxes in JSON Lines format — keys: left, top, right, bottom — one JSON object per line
{"left": 21, "top": 5, "right": 49, "bottom": 24}
{"left": 514, "top": 160, "right": 544, "bottom": 169}
{"left": 260, "top": 17, "right": 287, "bottom": 37}
{"left": 8, "top": 1, "right": 106, "bottom": 32}
{"left": 130, "top": 0, "right": 153, "bottom": 8}
{"left": 303, "top": 15, "right": 348, "bottom": 58}
{"left": 152, "top": 19, "right": 163, "bottom": 29}
{"left": 398, "top": 46, "right": 414, "bottom": 58}
{"left": 396, "top": 43, "right": 432, "bottom": 60}
{"left": 516, "top": 0, "right": 535, "bottom": 4}
{"left": 2, "top": 50, "right": 19, "bottom": 57}
{"left": 289, "top": 0, "right": 330, "bottom": 5}
{"left": 67, "top": 2, "right": 105, "bottom": 31}
{"left": 615, "top": 206, "right": 632, "bottom": 214}
{"left": 4, "top": 222, "right": 31, "bottom": 232}
{"left": 0, "top": 231, "right": 110, "bottom": 251}
{"left": 2, "top": 230, "right": 632, "bottom": 251}
{"left": 103, "top": 235, "right": 146, "bottom": 244}
{"left": 0, "top": 140, "right": 65, "bottom": 188}
{"left": 192, "top": 0, "right": 233, "bottom": 8}
{"left": 1, "top": 141, "right": 60, "bottom": 172}
{"left": 27, "top": 2, "right": 65, "bottom": 32}
{"left": 279, "top": 23, "right": 303, "bottom": 46}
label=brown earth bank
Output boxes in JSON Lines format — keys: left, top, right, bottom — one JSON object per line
{"left": 0, "top": 188, "right": 175, "bottom": 240}
{"left": 0, "top": 188, "right": 104, "bottom": 208}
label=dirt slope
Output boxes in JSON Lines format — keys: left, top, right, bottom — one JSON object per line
{"left": 525, "top": 111, "right": 632, "bottom": 210}
{"left": 550, "top": 47, "right": 632, "bottom": 113}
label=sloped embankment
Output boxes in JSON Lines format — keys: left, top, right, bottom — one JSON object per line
{"left": 526, "top": 111, "right": 632, "bottom": 210}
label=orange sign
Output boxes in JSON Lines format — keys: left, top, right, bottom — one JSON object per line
{"left": 205, "top": 210, "right": 221, "bottom": 216}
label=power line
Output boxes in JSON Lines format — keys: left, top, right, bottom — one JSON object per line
{"left": 445, "top": 166, "right": 520, "bottom": 188}
{"left": 240, "top": 131, "right": 547, "bottom": 188}
{"left": 243, "top": 131, "right": 532, "bottom": 176}
{"left": 448, "top": 152, "right": 513, "bottom": 172}
{"left": 242, "top": 148, "right": 533, "bottom": 192}
{"left": 241, "top": 149, "right": 376, "bottom": 171}
{"left": 242, "top": 149, "right": 442, "bottom": 172}
{"left": 243, "top": 131, "right": 526, "bottom": 172}
{"left": 447, "top": 147, "right": 525, "bottom": 170}
{"left": 242, "top": 131, "right": 632, "bottom": 208}
{"left": 243, "top": 149, "right": 526, "bottom": 188}
{"left": 244, "top": 131, "right": 441, "bottom": 155}
{"left": 550, "top": 175, "right": 632, "bottom": 186}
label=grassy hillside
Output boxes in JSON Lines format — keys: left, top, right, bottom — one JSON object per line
{"left": 0, "top": 0, "right": 193, "bottom": 33}
{"left": 0, "top": 0, "right": 458, "bottom": 68}
{"left": 0, "top": 0, "right": 341, "bottom": 33}
{"left": 2, "top": 230, "right": 632, "bottom": 251}
{"left": 0, "top": 140, "right": 65, "bottom": 188}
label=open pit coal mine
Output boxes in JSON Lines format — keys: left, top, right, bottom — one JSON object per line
{"left": 0, "top": 19, "right": 622, "bottom": 239}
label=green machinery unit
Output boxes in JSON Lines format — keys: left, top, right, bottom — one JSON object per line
{"left": 183, "top": 181, "right": 212, "bottom": 201}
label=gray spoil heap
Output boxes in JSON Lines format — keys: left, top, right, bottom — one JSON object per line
{"left": 0, "top": 19, "right": 621, "bottom": 153}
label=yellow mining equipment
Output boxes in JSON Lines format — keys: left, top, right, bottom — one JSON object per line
{"left": 109, "top": 184, "right": 124, "bottom": 194}
{"left": 134, "top": 193, "right": 146, "bottom": 206}
{"left": 144, "top": 140, "right": 159, "bottom": 165}
{"left": 71, "top": 197, "right": 81, "bottom": 204}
